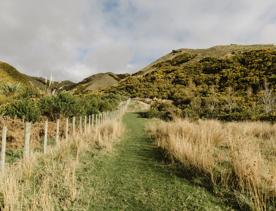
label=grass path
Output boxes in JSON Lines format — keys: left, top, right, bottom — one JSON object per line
{"left": 75, "top": 113, "right": 232, "bottom": 210}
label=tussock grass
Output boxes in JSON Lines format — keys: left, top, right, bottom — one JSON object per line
{"left": 0, "top": 118, "right": 124, "bottom": 210}
{"left": 147, "top": 119, "right": 276, "bottom": 210}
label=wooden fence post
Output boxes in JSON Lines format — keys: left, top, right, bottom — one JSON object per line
{"left": 65, "top": 118, "right": 69, "bottom": 141}
{"left": 84, "top": 116, "right": 87, "bottom": 133}
{"left": 88, "top": 115, "right": 91, "bottom": 132}
{"left": 99, "top": 113, "right": 102, "bottom": 124}
{"left": 0, "top": 126, "right": 7, "bottom": 171}
{"left": 43, "top": 120, "right": 48, "bottom": 154}
{"left": 56, "top": 119, "right": 60, "bottom": 144}
{"left": 79, "top": 116, "right": 83, "bottom": 133}
{"left": 92, "top": 114, "right": 94, "bottom": 128}
{"left": 23, "top": 122, "right": 32, "bottom": 160}
{"left": 72, "top": 116, "right": 76, "bottom": 137}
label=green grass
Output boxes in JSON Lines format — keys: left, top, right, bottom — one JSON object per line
{"left": 74, "top": 113, "right": 234, "bottom": 210}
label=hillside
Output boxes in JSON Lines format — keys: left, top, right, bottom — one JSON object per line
{"left": 0, "top": 61, "right": 46, "bottom": 89}
{"left": 72, "top": 72, "right": 129, "bottom": 93}
{"left": 0, "top": 60, "right": 129, "bottom": 99}
{"left": 113, "top": 44, "right": 276, "bottom": 121}
{"left": 32, "top": 76, "right": 75, "bottom": 91}
{"left": 0, "top": 61, "right": 47, "bottom": 104}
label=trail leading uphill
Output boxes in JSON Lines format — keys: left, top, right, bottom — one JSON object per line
{"left": 75, "top": 113, "right": 233, "bottom": 210}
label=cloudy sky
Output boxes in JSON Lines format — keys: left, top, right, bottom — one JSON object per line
{"left": 0, "top": 0, "right": 275, "bottom": 82}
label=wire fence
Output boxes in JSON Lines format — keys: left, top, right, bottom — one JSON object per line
{"left": 0, "top": 99, "right": 130, "bottom": 170}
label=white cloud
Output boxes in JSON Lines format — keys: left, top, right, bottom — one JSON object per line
{"left": 0, "top": 0, "right": 275, "bottom": 81}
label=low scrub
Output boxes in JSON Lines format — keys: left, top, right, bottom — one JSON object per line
{"left": 0, "top": 92, "right": 123, "bottom": 122}
{"left": 114, "top": 48, "right": 276, "bottom": 121}
{"left": 147, "top": 119, "right": 276, "bottom": 210}
{"left": 0, "top": 99, "right": 41, "bottom": 122}
{"left": 145, "top": 101, "right": 181, "bottom": 121}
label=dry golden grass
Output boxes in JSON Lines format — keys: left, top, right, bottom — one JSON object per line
{"left": 0, "top": 118, "right": 124, "bottom": 211}
{"left": 147, "top": 119, "right": 276, "bottom": 211}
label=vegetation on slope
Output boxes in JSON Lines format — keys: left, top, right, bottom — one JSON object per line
{"left": 113, "top": 45, "right": 276, "bottom": 121}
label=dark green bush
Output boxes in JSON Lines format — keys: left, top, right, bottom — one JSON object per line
{"left": 0, "top": 99, "right": 40, "bottom": 122}
{"left": 39, "top": 92, "right": 82, "bottom": 120}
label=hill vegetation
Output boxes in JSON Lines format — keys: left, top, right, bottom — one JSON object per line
{"left": 113, "top": 45, "right": 276, "bottom": 121}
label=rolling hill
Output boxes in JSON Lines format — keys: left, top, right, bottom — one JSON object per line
{"left": 0, "top": 60, "right": 129, "bottom": 96}
{"left": 112, "top": 44, "right": 276, "bottom": 121}
{"left": 0, "top": 61, "right": 46, "bottom": 89}
{"left": 32, "top": 76, "right": 76, "bottom": 91}
{"left": 71, "top": 72, "right": 129, "bottom": 93}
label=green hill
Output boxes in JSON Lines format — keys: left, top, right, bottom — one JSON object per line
{"left": 72, "top": 72, "right": 129, "bottom": 93}
{"left": 113, "top": 44, "right": 276, "bottom": 121}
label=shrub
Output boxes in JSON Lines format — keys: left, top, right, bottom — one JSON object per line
{"left": 39, "top": 92, "right": 82, "bottom": 120}
{"left": 78, "top": 95, "right": 100, "bottom": 115}
{"left": 146, "top": 101, "right": 181, "bottom": 121}
{"left": 0, "top": 99, "right": 40, "bottom": 122}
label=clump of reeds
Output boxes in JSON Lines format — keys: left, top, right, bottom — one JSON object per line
{"left": 147, "top": 119, "right": 276, "bottom": 210}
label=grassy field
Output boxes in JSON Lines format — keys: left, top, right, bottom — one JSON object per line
{"left": 1, "top": 110, "right": 274, "bottom": 210}
{"left": 147, "top": 119, "right": 276, "bottom": 210}
{"left": 74, "top": 113, "right": 233, "bottom": 210}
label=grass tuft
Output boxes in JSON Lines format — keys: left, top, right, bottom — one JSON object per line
{"left": 147, "top": 119, "right": 276, "bottom": 210}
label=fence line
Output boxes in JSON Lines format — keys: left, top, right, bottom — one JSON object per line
{"left": 72, "top": 116, "right": 76, "bottom": 137}
{"left": 65, "top": 118, "right": 69, "bottom": 142}
{"left": 56, "top": 119, "right": 60, "bottom": 145}
{"left": 0, "top": 126, "right": 7, "bottom": 171}
{"left": 23, "top": 122, "right": 32, "bottom": 160}
{"left": 0, "top": 99, "right": 131, "bottom": 171}
{"left": 44, "top": 120, "right": 48, "bottom": 154}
